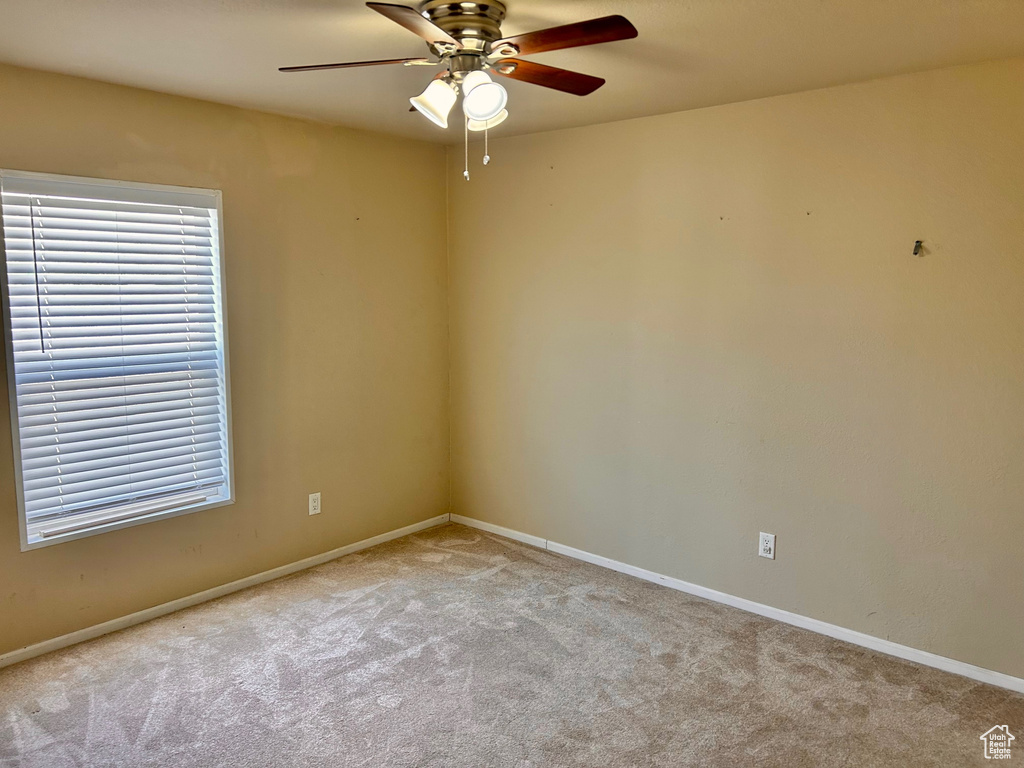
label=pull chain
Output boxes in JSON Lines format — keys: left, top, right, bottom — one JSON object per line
{"left": 483, "top": 127, "right": 490, "bottom": 165}
{"left": 463, "top": 116, "right": 470, "bottom": 181}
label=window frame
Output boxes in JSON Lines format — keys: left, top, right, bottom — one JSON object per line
{"left": 0, "top": 169, "right": 235, "bottom": 551}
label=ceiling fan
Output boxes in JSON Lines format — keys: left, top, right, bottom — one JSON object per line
{"left": 279, "top": 1, "right": 638, "bottom": 132}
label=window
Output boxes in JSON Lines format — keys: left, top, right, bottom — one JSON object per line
{"left": 0, "top": 170, "right": 233, "bottom": 549}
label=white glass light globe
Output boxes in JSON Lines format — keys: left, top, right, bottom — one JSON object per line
{"left": 467, "top": 109, "right": 508, "bottom": 132}
{"left": 461, "top": 71, "right": 508, "bottom": 122}
{"left": 410, "top": 79, "right": 458, "bottom": 129}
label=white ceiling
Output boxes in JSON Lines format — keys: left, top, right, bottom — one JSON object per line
{"left": 0, "top": 0, "right": 1022, "bottom": 144}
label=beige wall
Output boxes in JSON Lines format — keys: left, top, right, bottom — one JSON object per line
{"left": 448, "top": 58, "right": 1024, "bottom": 678}
{"left": 0, "top": 64, "right": 450, "bottom": 655}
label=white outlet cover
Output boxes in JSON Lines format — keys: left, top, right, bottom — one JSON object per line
{"left": 759, "top": 532, "right": 776, "bottom": 560}
{"left": 308, "top": 492, "right": 321, "bottom": 516}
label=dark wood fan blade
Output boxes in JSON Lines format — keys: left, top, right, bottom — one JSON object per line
{"left": 493, "top": 59, "right": 605, "bottom": 96}
{"left": 280, "top": 57, "right": 428, "bottom": 72}
{"left": 492, "top": 15, "right": 637, "bottom": 56}
{"left": 367, "top": 3, "right": 461, "bottom": 47}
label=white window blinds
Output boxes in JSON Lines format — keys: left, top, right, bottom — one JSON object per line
{"left": 0, "top": 170, "right": 232, "bottom": 548}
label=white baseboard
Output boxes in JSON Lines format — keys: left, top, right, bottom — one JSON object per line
{"left": 0, "top": 513, "right": 452, "bottom": 670}
{"left": 450, "top": 514, "right": 547, "bottom": 549}
{"left": 453, "top": 515, "right": 1024, "bottom": 694}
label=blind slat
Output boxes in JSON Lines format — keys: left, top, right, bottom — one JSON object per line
{"left": 16, "top": 370, "right": 223, "bottom": 397}
{"left": 21, "top": 423, "right": 224, "bottom": 463}
{"left": 24, "top": 459, "right": 226, "bottom": 501}
{"left": 25, "top": 468, "right": 226, "bottom": 513}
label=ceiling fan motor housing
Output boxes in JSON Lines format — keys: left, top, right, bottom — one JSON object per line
{"left": 419, "top": 0, "right": 507, "bottom": 66}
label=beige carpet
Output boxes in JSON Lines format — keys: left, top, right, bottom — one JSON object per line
{"left": 0, "top": 523, "right": 1020, "bottom": 767}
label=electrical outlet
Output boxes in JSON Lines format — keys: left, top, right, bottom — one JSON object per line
{"left": 308, "top": 492, "right": 321, "bottom": 516}
{"left": 759, "top": 532, "right": 775, "bottom": 560}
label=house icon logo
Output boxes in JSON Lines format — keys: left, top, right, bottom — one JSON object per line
{"left": 980, "top": 725, "right": 1015, "bottom": 760}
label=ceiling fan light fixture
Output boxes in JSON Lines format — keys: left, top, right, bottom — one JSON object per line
{"left": 279, "top": 4, "right": 638, "bottom": 138}
{"left": 461, "top": 70, "right": 508, "bottom": 121}
{"left": 410, "top": 79, "right": 458, "bottom": 128}
{"left": 467, "top": 109, "right": 508, "bottom": 131}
